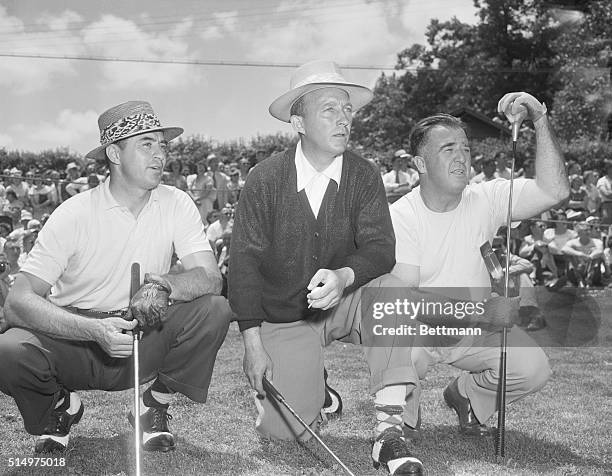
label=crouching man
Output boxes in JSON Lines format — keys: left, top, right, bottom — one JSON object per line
{"left": 0, "top": 101, "right": 232, "bottom": 454}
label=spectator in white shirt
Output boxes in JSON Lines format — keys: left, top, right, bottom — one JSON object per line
{"left": 596, "top": 160, "right": 612, "bottom": 225}
{"left": 382, "top": 149, "right": 414, "bottom": 203}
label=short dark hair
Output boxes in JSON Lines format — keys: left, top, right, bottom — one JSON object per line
{"left": 409, "top": 114, "right": 467, "bottom": 157}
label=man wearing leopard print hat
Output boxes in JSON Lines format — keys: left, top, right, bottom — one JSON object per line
{"left": 0, "top": 101, "right": 232, "bottom": 454}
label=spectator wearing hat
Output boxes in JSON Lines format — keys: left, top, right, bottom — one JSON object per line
{"left": 383, "top": 149, "right": 418, "bottom": 203}
{"left": 62, "top": 162, "right": 85, "bottom": 199}
{"left": 0, "top": 100, "right": 231, "bottom": 456}
{"left": 7, "top": 168, "right": 30, "bottom": 207}
{"left": 596, "top": 160, "right": 612, "bottom": 225}
{"left": 19, "top": 209, "right": 34, "bottom": 230}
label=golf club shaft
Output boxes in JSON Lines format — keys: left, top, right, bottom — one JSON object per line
{"left": 496, "top": 137, "right": 517, "bottom": 462}
{"left": 133, "top": 333, "right": 141, "bottom": 476}
{"left": 262, "top": 377, "right": 356, "bottom": 476}
{"left": 130, "top": 263, "right": 141, "bottom": 476}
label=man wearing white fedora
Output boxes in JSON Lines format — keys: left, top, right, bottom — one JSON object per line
{"left": 229, "top": 60, "right": 424, "bottom": 475}
{"left": 0, "top": 101, "right": 232, "bottom": 454}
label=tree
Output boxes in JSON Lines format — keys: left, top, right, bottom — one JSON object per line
{"left": 352, "top": 0, "right": 562, "bottom": 153}
{"left": 549, "top": 0, "right": 612, "bottom": 141}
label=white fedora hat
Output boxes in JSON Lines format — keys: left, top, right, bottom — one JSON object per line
{"left": 86, "top": 101, "right": 183, "bottom": 161}
{"left": 269, "top": 60, "right": 373, "bottom": 122}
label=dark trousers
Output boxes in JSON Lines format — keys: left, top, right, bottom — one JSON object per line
{"left": 0, "top": 295, "right": 231, "bottom": 435}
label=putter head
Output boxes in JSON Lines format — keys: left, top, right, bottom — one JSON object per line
{"left": 480, "top": 241, "right": 503, "bottom": 282}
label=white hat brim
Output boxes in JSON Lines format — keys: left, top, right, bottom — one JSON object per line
{"left": 85, "top": 126, "right": 183, "bottom": 161}
{"left": 269, "top": 82, "right": 373, "bottom": 122}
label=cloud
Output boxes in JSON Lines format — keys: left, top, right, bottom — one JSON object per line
{"left": 82, "top": 14, "right": 201, "bottom": 90}
{"left": 242, "top": 0, "right": 403, "bottom": 65}
{"left": 37, "top": 10, "right": 83, "bottom": 31}
{"left": 200, "top": 11, "right": 237, "bottom": 40}
{"left": 10, "top": 109, "right": 99, "bottom": 153}
{"left": 0, "top": 6, "right": 85, "bottom": 94}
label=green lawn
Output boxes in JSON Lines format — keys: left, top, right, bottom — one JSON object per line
{"left": 1, "top": 288, "right": 611, "bottom": 475}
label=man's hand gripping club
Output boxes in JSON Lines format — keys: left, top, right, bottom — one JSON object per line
{"left": 127, "top": 273, "right": 172, "bottom": 328}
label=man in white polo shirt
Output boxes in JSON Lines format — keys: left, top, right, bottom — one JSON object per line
{"left": 390, "top": 94, "right": 568, "bottom": 459}
{"left": 0, "top": 101, "right": 232, "bottom": 455}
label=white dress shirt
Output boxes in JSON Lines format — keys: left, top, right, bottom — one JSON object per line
{"left": 295, "top": 141, "right": 343, "bottom": 218}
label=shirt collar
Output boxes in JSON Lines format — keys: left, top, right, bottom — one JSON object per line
{"left": 101, "top": 177, "right": 159, "bottom": 211}
{"left": 295, "top": 141, "right": 343, "bottom": 192}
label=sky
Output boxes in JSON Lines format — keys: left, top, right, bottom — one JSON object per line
{"left": 0, "top": 0, "right": 478, "bottom": 155}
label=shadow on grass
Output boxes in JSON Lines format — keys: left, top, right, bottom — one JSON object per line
{"left": 415, "top": 424, "right": 609, "bottom": 474}
{"left": 532, "top": 287, "right": 610, "bottom": 347}
{"left": 3, "top": 433, "right": 258, "bottom": 476}
{"left": 251, "top": 434, "right": 375, "bottom": 475}
{"left": 249, "top": 424, "right": 609, "bottom": 476}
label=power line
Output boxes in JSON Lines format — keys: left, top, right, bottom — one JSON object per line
{"left": 0, "top": 52, "right": 398, "bottom": 70}
{"left": 2, "top": 52, "right": 609, "bottom": 74}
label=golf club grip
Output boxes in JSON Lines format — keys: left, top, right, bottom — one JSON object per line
{"left": 130, "top": 263, "right": 141, "bottom": 299}
{"left": 262, "top": 376, "right": 283, "bottom": 402}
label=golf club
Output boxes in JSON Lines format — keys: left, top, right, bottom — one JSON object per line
{"left": 496, "top": 104, "right": 527, "bottom": 463}
{"left": 130, "top": 263, "right": 141, "bottom": 476}
{"left": 262, "top": 377, "right": 356, "bottom": 476}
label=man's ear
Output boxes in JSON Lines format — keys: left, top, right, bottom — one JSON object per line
{"left": 106, "top": 144, "right": 121, "bottom": 166}
{"left": 290, "top": 115, "right": 305, "bottom": 135}
{"left": 413, "top": 155, "right": 427, "bottom": 174}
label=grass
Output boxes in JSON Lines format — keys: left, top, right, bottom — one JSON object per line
{"left": 1, "top": 287, "right": 611, "bottom": 475}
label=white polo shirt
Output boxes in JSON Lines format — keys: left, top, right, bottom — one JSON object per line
{"left": 22, "top": 179, "right": 210, "bottom": 311}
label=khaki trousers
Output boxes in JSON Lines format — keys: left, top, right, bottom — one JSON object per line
{"left": 255, "top": 273, "right": 418, "bottom": 441}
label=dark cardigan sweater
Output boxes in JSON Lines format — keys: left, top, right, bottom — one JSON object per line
{"left": 228, "top": 146, "right": 395, "bottom": 331}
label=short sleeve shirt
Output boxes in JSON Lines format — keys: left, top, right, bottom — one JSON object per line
{"left": 390, "top": 179, "right": 528, "bottom": 293}
{"left": 22, "top": 180, "right": 210, "bottom": 311}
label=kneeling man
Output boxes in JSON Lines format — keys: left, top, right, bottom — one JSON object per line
{"left": 0, "top": 101, "right": 232, "bottom": 454}
{"left": 390, "top": 94, "right": 569, "bottom": 462}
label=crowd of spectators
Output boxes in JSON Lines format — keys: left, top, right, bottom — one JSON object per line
{"left": 0, "top": 151, "right": 260, "bottom": 302}
{"left": 1, "top": 147, "right": 611, "bottom": 312}
{"left": 369, "top": 149, "right": 612, "bottom": 294}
